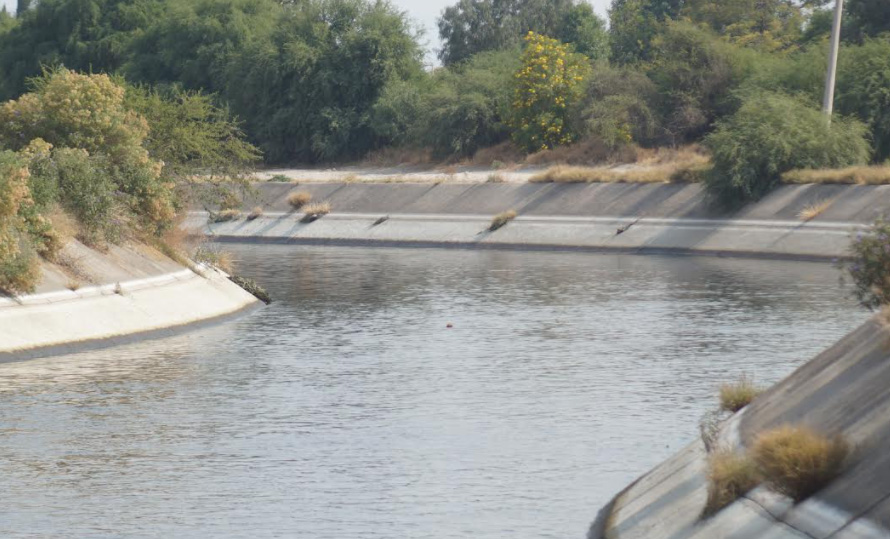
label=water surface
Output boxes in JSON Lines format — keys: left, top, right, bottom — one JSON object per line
{"left": 0, "top": 246, "right": 868, "bottom": 538}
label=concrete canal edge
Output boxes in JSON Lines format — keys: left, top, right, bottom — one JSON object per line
{"left": 592, "top": 318, "right": 890, "bottom": 538}
{"left": 0, "top": 265, "right": 260, "bottom": 362}
{"left": 190, "top": 182, "right": 890, "bottom": 260}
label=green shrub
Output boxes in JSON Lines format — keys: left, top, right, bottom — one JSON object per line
{"left": 705, "top": 91, "right": 871, "bottom": 204}
{"left": 836, "top": 37, "right": 890, "bottom": 162}
{"left": 844, "top": 219, "right": 890, "bottom": 309}
{"left": 52, "top": 149, "right": 117, "bottom": 245}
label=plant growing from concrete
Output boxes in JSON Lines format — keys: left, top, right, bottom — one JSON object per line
{"left": 287, "top": 191, "right": 312, "bottom": 210}
{"left": 490, "top": 209, "right": 517, "bottom": 231}
{"left": 269, "top": 174, "right": 290, "bottom": 182}
{"left": 845, "top": 219, "right": 890, "bottom": 309}
{"left": 487, "top": 173, "right": 506, "bottom": 183}
{"left": 301, "top": 201, "right": 331, "bottom": 223}
{"left": 247, "top": 206, "right": 264, "bottom": 221}
{"left": 209, "top": 209, "right": 241, "bottom": 223}
{"left": 194, "top": 245, "right": 235, "bottom": 274}
{"left": 798, "top": 199, "right": 832, "bottom": 222}
{"left": 229, "top": 275, "right": 271, "bottom": 304}
{"left": 719, "top": 376, "right": 763, "bottom": 413}
{"left": 752, "top": 425, "right": 849, "bottom": 502}
{"left": 703, "top": 449, "right": 761, "bottom": 516}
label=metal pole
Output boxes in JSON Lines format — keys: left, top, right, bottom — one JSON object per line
{"left": 822, "top": 0, "right": 845, "bottom": 123}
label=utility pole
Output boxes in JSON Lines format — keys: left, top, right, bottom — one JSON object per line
{"left": 822, "top": 0, "right": 845, "bottom": 123}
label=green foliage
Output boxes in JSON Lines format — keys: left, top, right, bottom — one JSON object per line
{"left": 648, "top": 21, "right": 761, "bottom": 143}
{"left": 437, "top": 0, "right": 608, "bottom": 66}
{"left": 52, "top": 149, "right": 118, "bottom": 245}
{"left": 845, "top": 219, "right": 890, "bottom": 310}
{"left": 510, "top": 32, "right": 591, "bottom": 152}
{"left": 682, "top": 0, "right": 809, "bottom": 52}
{"left": 578, "top": 65, "right": 662, "bottom": 147}
{"left": 225, "top": 0, "right": 423, "bottom": 162}
{"left": 845, "top": 0, "right": 890, "bottom": 42}
{"left": 836, "top": 37, "right": 890, "bottom": 162}
{"left": 705, "top": 91, "right": 871, "bottom": 203}
{"left": 608, "top": 0, "right": 683, "bottom": 65}
{"left": 0, "top": 0, "right": 166, "bottom": 101}
{"left": 419, "top": 49, "right": 519, "bottom": 157}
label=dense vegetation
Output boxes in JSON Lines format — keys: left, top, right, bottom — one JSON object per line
{"left": 0, "top": 0, "right": 889, "bottom": 292}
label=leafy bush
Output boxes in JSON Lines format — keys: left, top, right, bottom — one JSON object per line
{"left": 836, "top": 37, "right": 890, "bottom": 162}
{"left": 704, "top": 449, "right": 760, "bottom": 516}
{"left": 705, "top": 91, "right": 871, "bottom": 203}
{"left": 845, "top": 219, "right": 890, "bottom": 309}
{"left": 0, "top": 151, "right": 41, "bottom": 294}
{"left": 510, "top": 32, "right": 591, "bottom": 152}
{"left": 578, "top": 66, "right": 662, "bottom": 147}
{"left": 752, "top": 425, "right": 848, "bottom": 502}
{"left": 410, "top": 49, "right": 519, "bottom": 158}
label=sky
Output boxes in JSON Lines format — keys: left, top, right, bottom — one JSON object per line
{"left": 1, "top": 0, "right": 612, "bottom": 63}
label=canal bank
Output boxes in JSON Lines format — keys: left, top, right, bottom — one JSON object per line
{"left": 191, "top": 182, "right": 890, "bottom": 260}
{"left": 0, "top": 241, "right": 259, "bottom": 361}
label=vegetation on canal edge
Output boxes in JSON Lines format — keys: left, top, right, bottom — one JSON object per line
{"left": 752, "top": 425, "right": 849, "bottom": 502}
{"left": 229, "top": 275, "right": 272, "bottom": 305}
{"left": 490, "top": 210, "right": 518, "bottom": 231}
{"left": 0, "top": 68, "right": 257, "bottom": 295}
{"left": 704, "top": 449, "right": 760, "bottom": 516}
{"left": 719, "top": 376, "right": 763, "bottom": 413}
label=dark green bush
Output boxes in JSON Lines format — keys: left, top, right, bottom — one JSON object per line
{"left": 705, "top": 91, "right": 871, "bottom": 204}
{"left": 52, "top": 149, "right": 117, "bottom": 245}
{"left": 845, "top": 219, "right": 890, "bottom": 310}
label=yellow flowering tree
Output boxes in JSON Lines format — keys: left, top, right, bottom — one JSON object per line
{"left": 510, "top": 32, "right": 591, "bottom": 152}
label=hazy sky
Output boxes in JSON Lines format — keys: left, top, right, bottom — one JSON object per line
{"left": 1, "top": 0, "right": 611, "bottom": 63}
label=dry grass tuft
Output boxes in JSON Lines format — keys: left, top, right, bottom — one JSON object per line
{"left": 782, "top": 166, "right": 890, "bottom": 185}
{"left": 526, "top": 138, "right": 628, "bottom": 166}
{"left": 65, "top": 278, "right": 82, "bottom": 292}
{"left": 301, "top": 201, "right": 332, "bottom": 222}
{"left": 487, "top": 173, "right": 507, "bottom": 183}
{"left": 287, "top": 191, "right": 313, "bottom": 210}
{"left": 209, "top": 209, "right": 242, "bottom": 223}
{"left": 752, "top": 425, "right": 849, "bottom": 502}
{"left": 471, "top": 141, "right": 524, "bottom": 167}
{"left": 341, "top": 173, "right": 360, "bottom": 183}
{"left": 268, "top": 174, "right": 291, "bottom": 182}
{"left": 247, "top": 206, "right": 264, "bottom": 221}
{"left": 194, "top": 245, "right": 236, "bottom": 274}
{"left": 490, "top": 209, "right": 518, "bottom": 231}
{"left": 719, "top": 376, "right": 763, "bottom": 413}
{"left": 798, "top": 199, "right": 833, "bottom": 221}
{"left": 704, "top": 449, "right": 761, "bottom": 516}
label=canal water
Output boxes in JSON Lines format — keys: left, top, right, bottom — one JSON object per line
{"left": 0, "top": 245, "right": 868, "bottom": 538}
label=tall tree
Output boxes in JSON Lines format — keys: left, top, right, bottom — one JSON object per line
{"left": 16, "top": 0, "right": 32, "bottom": 16}
{"left": 437, "top": 0, "right": 608, "bottom": 65}
{"left": 608, "top": 0, "right": 683, "bottom": 64}
{"left": 845, "top": 0, "right": 890, "bottom": 42}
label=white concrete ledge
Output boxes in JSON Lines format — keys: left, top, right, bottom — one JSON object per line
{"left": 0, "top": 266, "right": 259, "bottom": 359}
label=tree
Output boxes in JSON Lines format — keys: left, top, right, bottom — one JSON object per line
{"left": 438, "top": 0, "right": 608, "bottom": 65}
{"left": 0, "top": 0, "right": 166, "bottom": 100}
{"left": 845, "top": 0, "right": 890, "bottom": 42}
{"left": 16, "top": 0, "right": 31, "bottom": 16}
{"left": 225, "top": 0, "right": 424, "bottom": 162}
{"left": 608, "top": 0, "right": 683, "bottom": 64}
{"left": 682, "top": 0, "right": 813, "bottom": 52}
{"left": 510, "top": 32, "right": 591, "bottom": 152}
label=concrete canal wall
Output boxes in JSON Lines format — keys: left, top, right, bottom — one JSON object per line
{"left": 0, "top": 241, "right": 259, "bottom": 361}
{"left": 192, "top": 182, "right": 890, "bottom": 259}
{"left": 592, "top": 316, "right": 890, "bottom": 539}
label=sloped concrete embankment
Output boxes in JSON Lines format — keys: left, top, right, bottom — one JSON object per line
{"left": 194, "top": 182, "right": 890, "bottom": 259}
{"left": 0, "top": 242, "right": 259, "bottom": 361}
{"left": 591, "top": 317, "right": 890, "bottom": 539}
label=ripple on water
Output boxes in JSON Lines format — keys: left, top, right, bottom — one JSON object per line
{"left": 0, "top": 245, "right": 868, "bottom": 538}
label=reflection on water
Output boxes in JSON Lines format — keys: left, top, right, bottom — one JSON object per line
{"left": 0, "top": 245, "right": 868, "bottom": 538}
